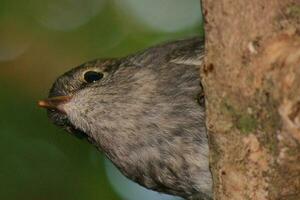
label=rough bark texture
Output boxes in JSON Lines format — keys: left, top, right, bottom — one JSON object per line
{"left": 201, "top": 0, "right": 300, "bottom": 199}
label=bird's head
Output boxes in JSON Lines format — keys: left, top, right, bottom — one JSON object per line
{"left": 38, "top": 59, "right": 120, "bottom": 138}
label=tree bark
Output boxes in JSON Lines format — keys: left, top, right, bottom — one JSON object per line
{"left": 200, "top": 0, "right": 300, "bottom": 199}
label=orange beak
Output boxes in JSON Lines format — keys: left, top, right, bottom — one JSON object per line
{"left": 38, "top": 96, "right": 72, "bottom": 113}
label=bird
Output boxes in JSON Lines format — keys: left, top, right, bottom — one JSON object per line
{"left": 38, "top": 37, "right": 213, "bottom": 200}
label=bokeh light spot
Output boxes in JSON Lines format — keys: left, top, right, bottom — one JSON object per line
{"left": 114, "top": 0, "right": 202, "bottom": 32}
{"left": 32, "top": 0, "right": 107, "bottom": 31}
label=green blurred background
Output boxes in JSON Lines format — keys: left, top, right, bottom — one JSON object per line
{"left": 0, "top": 0, "right": 203, "bottom": 199}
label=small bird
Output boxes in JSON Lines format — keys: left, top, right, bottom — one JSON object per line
{"left": 38, "top": 37, "right": 212, "bottom": 200}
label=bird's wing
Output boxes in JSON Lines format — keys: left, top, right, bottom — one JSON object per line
{"left": 167, "top": 37, "right": 204, "bottom": 66}
{"left": 127, "top": 37, "right": 205, "bottom": 67}
{"left": 169, "top": 48, "right": 204, "bottom": 66}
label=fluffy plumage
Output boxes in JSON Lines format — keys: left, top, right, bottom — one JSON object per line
{"left": 46, "top": 37, "right": 212, "bottom": 200}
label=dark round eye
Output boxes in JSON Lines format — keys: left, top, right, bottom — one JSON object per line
{"left": 83, "top": 71, "right": 103, "bottom": 83}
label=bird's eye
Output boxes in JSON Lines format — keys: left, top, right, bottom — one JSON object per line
{"left": 83, "top": 71, "right": 103, "bottom": 83}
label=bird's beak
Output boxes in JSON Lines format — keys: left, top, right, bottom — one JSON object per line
{"left": 38, "top": 96, "right": 72, "bottom": 114}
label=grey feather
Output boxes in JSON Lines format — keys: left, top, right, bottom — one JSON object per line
{"left": 46, "top": 37, "right": 212, "bottom": 200}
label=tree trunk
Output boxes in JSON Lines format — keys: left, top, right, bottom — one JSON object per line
{"left": 200, "top": 0, "right": 300, "bottom": 199}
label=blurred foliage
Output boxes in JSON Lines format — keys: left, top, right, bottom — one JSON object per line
{"left": 0, "top": 83, "right": 118, "bottom": 200}
{"left": 0, "top": 0, "right": 202, "bottom": 199}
